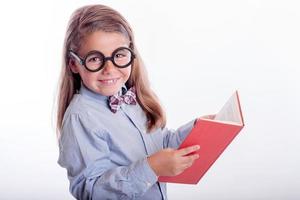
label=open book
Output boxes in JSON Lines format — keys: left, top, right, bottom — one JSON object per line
{"left": 158, "top": 91, "right": 244, "bottom": 184}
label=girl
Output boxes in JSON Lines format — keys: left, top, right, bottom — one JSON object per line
{"left": 57, "top": 4, "right": 201, "bottom": 200}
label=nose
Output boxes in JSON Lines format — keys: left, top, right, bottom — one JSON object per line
{"left": 101, "top": 59, "right": 116, "bottom": 74}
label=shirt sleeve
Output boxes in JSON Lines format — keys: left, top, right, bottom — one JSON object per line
{"left": 58, "top": 113, "right": 157, "bottom": 200}
{"left": 162, "top": 119, "right": 197, "bottom": 149}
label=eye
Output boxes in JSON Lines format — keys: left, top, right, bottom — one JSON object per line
{"left": 86, "top": 54, "right": 103, "bottom": 64}
{"left": 115, "top": 53, "right": 126, "bottom": 58}
{"left": 88, "top": 57, "right": 100, "bottom": 62}
{"left": 114, "top": 49, "right": 131, "bottom": 59}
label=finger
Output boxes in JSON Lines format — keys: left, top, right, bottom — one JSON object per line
{"left": 201, "top": 114, "right": 215, "bottom": 120}
{"left": 207, "top": 115, "right": 215, "bottom": 119}
{"left": 183, "top": 162, "right": 194, "bottom": 169}
{"left": 182, "top": 155, "right": 199, "bottom": 169}
{"left": 181, "top": 153, "right": 199, "bottom": 164}
{"left": 177, "top": 145, "right": 200, "bottom": 156}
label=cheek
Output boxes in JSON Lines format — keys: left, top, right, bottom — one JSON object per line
{"left": 79, "top": 70, "right": 97, "bottom": 82}
{"left": 121, "top": 66, "right": 132, "bottom": 79}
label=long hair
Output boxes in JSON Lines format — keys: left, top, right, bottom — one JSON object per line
{"left": 56, "top": 4, "right": 166, "bottom": 136}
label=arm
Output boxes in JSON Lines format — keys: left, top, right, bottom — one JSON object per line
{"left": 162, "top": 119, "right": 197, "bottom": 149}
{"left": 58, "top": 114, "right": 157, "bottom": 200}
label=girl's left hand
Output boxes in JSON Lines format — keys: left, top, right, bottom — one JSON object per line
{"left": 200, "top": 114, "right": 216, "bottom": 120}
{"left": 194, "top": 114, "right": 216, "bottom": 125}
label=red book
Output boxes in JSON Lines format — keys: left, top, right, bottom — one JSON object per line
{"left": 158, "top": 91, "right": 245, "bottom": 184}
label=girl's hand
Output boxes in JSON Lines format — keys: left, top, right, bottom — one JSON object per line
{"left": 147, "top": 145, "right": 200, "bottom": 177}
{"left": 200, "top": 114, "right": 216, "bottom": 120}
{"left": 194, "top": 114, "right": 216, "bottom": 125}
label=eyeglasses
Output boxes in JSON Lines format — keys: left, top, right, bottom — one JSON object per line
{"left": 68, "top": 47, "right": 135, "bottom": 72}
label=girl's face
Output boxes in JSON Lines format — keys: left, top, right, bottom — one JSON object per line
{"left": 69, "top": 31, "right": 132, "bottom": 96}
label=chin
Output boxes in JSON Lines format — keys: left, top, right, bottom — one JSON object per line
{"left": 98, "top": 86, "right": 122, "bottom": 96}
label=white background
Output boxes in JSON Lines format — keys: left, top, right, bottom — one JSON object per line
{"left": 0, "top": 0, "right": 299, "bottom": 199}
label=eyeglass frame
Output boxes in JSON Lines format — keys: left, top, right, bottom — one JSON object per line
{"left": 68, "top": 46, "right": 136, "bottom": 72}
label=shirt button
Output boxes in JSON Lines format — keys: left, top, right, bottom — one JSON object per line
{"left": 146, "top": 182, "right": 151, "bottom": 187}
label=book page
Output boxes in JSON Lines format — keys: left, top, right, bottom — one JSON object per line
{"left": 214, "top": 91, "right": 242, "bottom": 124}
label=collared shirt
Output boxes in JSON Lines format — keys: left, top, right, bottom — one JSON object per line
{"left": 58, "top": 84, "right": 195, "bottom": 200}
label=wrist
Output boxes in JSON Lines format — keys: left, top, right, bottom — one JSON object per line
{"left": 147, "top": 156, "right": 160, "bottom": 177}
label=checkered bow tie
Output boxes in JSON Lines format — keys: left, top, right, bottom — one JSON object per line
{"left": 108, "top": 87, "right": 137, "bottom": 113}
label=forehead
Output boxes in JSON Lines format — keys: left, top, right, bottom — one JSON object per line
{"left": 78, "top": 31, "right": 130, "bottom": 56}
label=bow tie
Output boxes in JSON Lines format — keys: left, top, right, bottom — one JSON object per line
{"left": 108, "top": 87, "right": 137, "bottom": 113}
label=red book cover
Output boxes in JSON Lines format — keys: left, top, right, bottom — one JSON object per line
{"left": 158, "top": 91, "right": 245, "bottom": 184}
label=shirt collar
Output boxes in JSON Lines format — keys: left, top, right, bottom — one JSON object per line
{"left": 119, "top": 85, "right": 128, "bottom": 96}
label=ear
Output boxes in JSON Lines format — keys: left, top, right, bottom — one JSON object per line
{"left": 68, "top": 59, "right": 79, "bottom": 73}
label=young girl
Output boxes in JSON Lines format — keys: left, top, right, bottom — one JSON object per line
{"left": 57, "top": 4, "right": 201, "bottom": 200}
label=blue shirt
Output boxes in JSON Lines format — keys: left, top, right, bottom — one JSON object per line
{"left": 58, "top": 84, "right": 195, "bottom": 200}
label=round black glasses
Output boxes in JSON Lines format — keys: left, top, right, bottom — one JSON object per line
{"left": 69, "top": 47, "right": 135, "bottom": 72}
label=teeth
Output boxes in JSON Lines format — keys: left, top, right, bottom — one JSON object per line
{"left": 101, "top": 78, "right": 118, "bottom": 84}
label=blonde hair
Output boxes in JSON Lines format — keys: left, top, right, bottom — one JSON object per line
{"left": 57, "top": 4, "right": 166, "bottom": 135}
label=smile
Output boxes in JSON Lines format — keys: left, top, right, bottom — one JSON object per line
{"left": 98, "top": 78, "right": 120, "bottom": 85}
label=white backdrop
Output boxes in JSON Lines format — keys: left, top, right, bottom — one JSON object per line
{"left": 0, "top": 0, "right": 299, "bottom": 199}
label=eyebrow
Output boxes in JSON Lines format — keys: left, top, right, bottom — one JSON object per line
{"left": 82, "top": 45, "right": 130, "bottom": 56}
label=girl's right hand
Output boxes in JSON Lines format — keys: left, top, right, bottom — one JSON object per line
{"left": 147, "top": 145, "right": 200, "bottom": 177}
